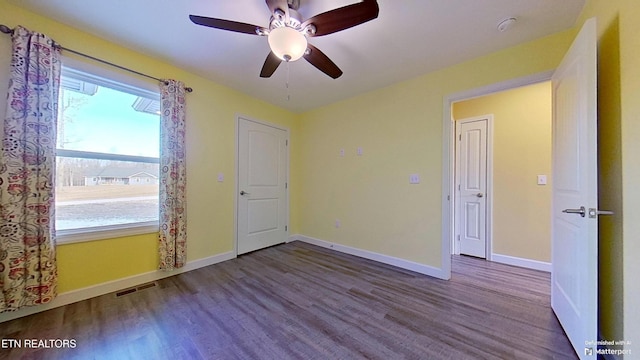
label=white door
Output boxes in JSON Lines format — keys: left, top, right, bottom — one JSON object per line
{"left": 237, "top": 118, "right": 288, "bottom": 255}
{"left": 456, "top": 117, "right": 488, "bottom": 258}
{"left": 551, "top": 18, "right": 598, "bottom": 359}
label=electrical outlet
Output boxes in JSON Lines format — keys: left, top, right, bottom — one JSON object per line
{"left": 335, "top": 219, "right": 341, "bottom": 228}
{"left": 410, "top": 174, "right": 420, "bottom": 184}
{"left": 217, "top": 173, "right": 224, "bottom": 182}
{"left": 339, "top": 148, "right": 345, "bottom": 157}
{"left": 357, "top": 147, "right": 363, "bottom": 156}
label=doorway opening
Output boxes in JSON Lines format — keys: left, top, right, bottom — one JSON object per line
{"left": 441, "top": 71, "right": 554, "bottom": 278}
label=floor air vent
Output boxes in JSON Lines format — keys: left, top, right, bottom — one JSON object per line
{"left": 115, "top": 282, "right": 158, "bottom": 297}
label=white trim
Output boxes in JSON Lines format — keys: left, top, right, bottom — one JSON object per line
{"left": 442, "top": 70, "right": 554, "bottom": 279}
{"left": 235, "top": 115, "right": 290, "bottom": 257}
{"left": 57, "top": 222, "right": 158, "bottom": 244}
{"left": 487, "top": 116, "right": 494, "bottom": 261}
{"left": 441, "top": 96, "right": 454, "bottom": 280}
{"left": 61, "top": 56, "right": 160, "bottom": 98}
{"left": 0, "top": 251, "right": 236, "bottom": 323}
{"left": 446, "top": 71, "right": 554, "bottom": 104}
{"left": 289, "top": 235, "right": 449, "bottom": 279}
{"left": 234, "top": 116, "right": 240, "bottom": 257}
{"left": 491, "top": 253, "right": 551, "bottom": 272}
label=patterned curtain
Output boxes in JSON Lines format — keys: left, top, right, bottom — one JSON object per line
{"left": 158, "top": 80, "right": 187, "bottom": 270}
{"left": 0, "top": 26, "right": 60, "bottom": 312}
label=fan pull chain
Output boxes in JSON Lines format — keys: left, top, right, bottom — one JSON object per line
{"left": 286, "top": 61, "right": 291, "bottom": 102}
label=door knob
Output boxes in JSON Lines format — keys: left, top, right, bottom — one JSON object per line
{"left": 240, "top": 190, "right": 250, "bottom": 196}
{"left": 562, "top": 206, "right": 586, "bottom": 217}
{"left": 476, "top": 193, "right": 484, "bottom": 198}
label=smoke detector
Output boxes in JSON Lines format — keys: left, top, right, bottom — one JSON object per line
{"left": 497, "top": 17, "right": 517, "bottom": 32}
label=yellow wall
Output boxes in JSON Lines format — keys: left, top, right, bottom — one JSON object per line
{"left": 6, "top": 0, "right": 636, "bottom": 348}
{"left": 56, "top": 234, "right": 158, "bottom": 292}
{"left": 297, "top": 32, "right": 574, "bottom": 268}
{"left": 453, "top": 82, "right": 552, "bottom": 263}
{"left": 0, "top": 1, "right": 301, "bottom": 294}
{"left": 577, "top": 0, "right": 640, "bottom": 348}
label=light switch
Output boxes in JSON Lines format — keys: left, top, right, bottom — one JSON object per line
{"left": 217, "top": 173, "right": 224, "bottom": 182}
{"left": 537, "top": 175, "right": 547, "bottom": 185}
{"left": 410, "top": 174, "right": 420, "bottom": 184}
{"left": 339, "top": 148, "right": 345, "bottom": 157}
{"left": 357, "top": 147, "right": 363, "bottom": 156}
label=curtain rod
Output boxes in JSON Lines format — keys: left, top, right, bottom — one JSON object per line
{"left": 0, "top": 24, "right": 193, "bottom": 93}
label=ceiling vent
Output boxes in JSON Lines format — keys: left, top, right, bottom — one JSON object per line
{"left": 115, "top": 281, "right": 158, "bottom": 297}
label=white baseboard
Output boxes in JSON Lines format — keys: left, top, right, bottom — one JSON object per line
{"left": 0, "top": 251, "right": 236, "bottom": 323}
{"left": 289, "top": 234, "right": 448, "bottom": 279}
{"left": 491, "top": 253, "right": 551, "bottom": 272}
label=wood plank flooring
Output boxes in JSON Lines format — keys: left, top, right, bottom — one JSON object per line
{"left": 0, "top": 242, "right": 577, "bottom": 359}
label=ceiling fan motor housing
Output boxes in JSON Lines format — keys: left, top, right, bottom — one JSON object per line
{"left": 287, "top": 0, "right": 300, "bottom": 10}
{"left": 189, "top": 0, "right": 379, "bottom": 78}
{"left": 271, "top": 8, "right": 303, "bottom": 30}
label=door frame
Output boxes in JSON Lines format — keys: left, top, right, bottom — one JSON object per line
{"left": 453, "top": 115, "right": 494, "bottom": 259}
{"left": 440, "top": 70, "right": 553, "bottom": 279}
{"left": 235, "top": 115, "right": 290, "bottom": 256}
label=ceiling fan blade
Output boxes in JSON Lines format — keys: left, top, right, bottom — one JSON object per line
{"left": 266, "top": 0, "right": 289, "bottom": 19}
{"left": 302, "top": 0, "right": 379, "bottom": 37}
{"left": 189, "top": 15, "right": 266, "bottom": 35}
{"left": 303, "top": 44, "right": 343, "bottom": 79}
{"left": 260, "top": 51, "right": 282, "bottom": 78}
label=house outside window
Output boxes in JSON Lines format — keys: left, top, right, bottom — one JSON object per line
{"left": 55, "top": 67, "right": 160, "bottom": 242}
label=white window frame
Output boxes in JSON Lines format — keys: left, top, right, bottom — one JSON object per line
{"left": 56, "top": 65, "right": 161, "bottom": 244}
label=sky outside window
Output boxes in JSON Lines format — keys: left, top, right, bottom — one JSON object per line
{"left": 58, "top": 84, "right": 160, "bottom": 157}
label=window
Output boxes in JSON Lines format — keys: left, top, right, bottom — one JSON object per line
{"left": 55, "top": 68, "right": 160, "bottom": 242}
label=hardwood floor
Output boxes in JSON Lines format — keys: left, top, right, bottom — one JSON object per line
{"left": 0, "top": 242, "right": 577, "bottom": 359}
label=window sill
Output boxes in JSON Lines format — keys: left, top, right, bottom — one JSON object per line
{"left": 56, "top": 221, "right": 159, "bottom": 245}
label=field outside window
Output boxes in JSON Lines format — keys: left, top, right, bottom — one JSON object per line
{"left": 55, "top": 68, "right": 160, "bottom": 237}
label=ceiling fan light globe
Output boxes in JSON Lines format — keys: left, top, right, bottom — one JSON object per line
{"left": 268, "top": 26, "right": 307, "bottom": 61}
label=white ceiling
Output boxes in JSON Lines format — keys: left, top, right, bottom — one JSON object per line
{"left": 8, "top": 0, "right": 585, "bottom": 112}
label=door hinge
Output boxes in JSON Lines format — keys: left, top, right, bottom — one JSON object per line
{"left": 459, "top": 134, "right": 461, "bottom": 141}
{"left": 285, "top": 225, "right": 288, "bottom": 231}
{"left": 286, "top": 140, "right": 288, "bottom": 146}
{"left": 458, "top": 184, "right": 460, "bottom": 191}
{"left": 457, "top": 235, "right": 460, "bottom": 241}
{"left": 285, "top": 182, "right": 288, "bottom": 189}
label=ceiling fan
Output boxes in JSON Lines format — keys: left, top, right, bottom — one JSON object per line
{"left": 189, "top": 0, "right": 379, "bottom": 79}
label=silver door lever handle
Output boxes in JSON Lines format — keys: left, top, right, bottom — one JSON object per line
{"left": 562, "top": 206, "right": 586, "bottom": 217}
{"left": 588, "top": 208, "right": 614, "bottom": 218}
{"left": 240, "top": 191, "right": 250, "bottom": 195}
{"left": 476, "top": 193, "right": 484, "bottom": 198}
